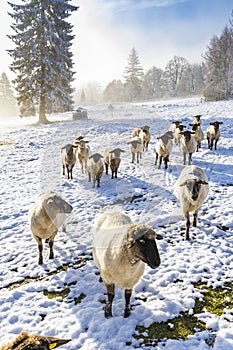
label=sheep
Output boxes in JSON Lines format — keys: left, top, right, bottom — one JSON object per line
{"left": 75, "top": 138, "right": 90, "bottom": 173}
{"left": 28, "top": 192, "right": 73, "bottom": 264}
{"left": 0, "top": 331, "right": 71, "bottom": 350}
{"left": 206, "top": 121, "right": 223, "bottom": 150}
{"left": 92, "top": 211, "right": 161, "bottom": 318}
{"left": 86, "top": 153, "right": 104, "bottom": 188}
{"left": 139, "top": 125, "right": 151, "bottom": 151}
{"left": 189, "top": 123, "right": 204, "bottom": 151}
{"left": 104, "top": 147, "right": 125, "bottom": 178}
{"left": 174, "top": 124, "right": 186, "bottom": 145}
{"left": 174, "top": 165, "right": 209, "bottom": 240}
{"left": 61, "top": 144, "right": 77, "bottom": 180}
{"left": 74, "top": 135, "right": 84, "bottom": 148}
{"left": 155, "top": 131, "right": 174, "bottom": 169}
{"left": 179, "top": 130, "right": 197, "bottom": 165}
{"left": 169, "top": 120, "right": 181, "bottom": 133}
{"left": 0, "top": 332, "right": 70, "bottom": 350}
{"left": 193, "top": 114, "right": 202, "bottom": 126}
{"left": 127, "top": 137, "right": 143, "bottom": 164}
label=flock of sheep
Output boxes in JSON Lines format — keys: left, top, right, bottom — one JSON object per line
{"left": 27, "top": 115, "right": 223, "bottom": 319}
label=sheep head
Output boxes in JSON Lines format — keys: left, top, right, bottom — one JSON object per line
{"left": 180, "top": 179, "right": 209, "bottom": 201}
{"left": 126, "top": 224, "right": 161, "bottom": 269}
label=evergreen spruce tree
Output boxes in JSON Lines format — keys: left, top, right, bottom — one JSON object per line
{"left": 0, "top": 72, "right": 17, "bottom": 116}
{"left": 8, "top": 0, "right": 78, "bottom": 123}
{"left": 124, "top": 47, "right": 144, "bottom": 101}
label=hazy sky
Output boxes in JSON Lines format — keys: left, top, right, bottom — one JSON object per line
{"left": 1, "top": 0, "right": 233, "bottom": 89}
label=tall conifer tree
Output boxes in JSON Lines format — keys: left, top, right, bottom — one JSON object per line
{"left": 8, "top": 0, "right": 78, "bottom": 123}
{"left": 124, "top": 47, "right": 144, "bottom": 101}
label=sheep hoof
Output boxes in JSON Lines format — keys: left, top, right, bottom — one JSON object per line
{"left": 104, "top": 303, "right": 112, "bottom": 318}
{"left": 124, "top": 306, "right": 131, "bottom": 318}
{"left": 38, "top": 257, "right": 43, "bottom": 265}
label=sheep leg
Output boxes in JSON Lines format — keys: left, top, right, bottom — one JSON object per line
{"left": 70, "top": 165, "right": 73, "bottom": 180}
{"left": 63, "top": 165, "right": 65, "bottom": 176}
{"left": 104, "top": 283, "right": 115, "bottom": 318}
{"left": 188, "top": 153, "right": 192, "bottom": 165}
{"left": 105, "top": 163, "right": 108, "bottom": 175}
{"left": 184, "top": 212, "right": 190, "bottom": 240}
{"left": 158, "top": 156, "right": 162, "bottom": 169}
{"left": 214, "top": 140, "right": 218, "bottom": 150}
{"left": 210, "top": 139, "right": 213, "bottom": 151}
{"left": 132, "top": 153, "right": 135, "bottom": 163}
{"left": 193, "top": 210, "right": 198, "bottom": 227}
{"left": 155, "top": 152, "right": 158, "bottom": 165}
{"left": 136, "top": 153, "right": 139, "bottom": 164}
{"left": 124, "top": 289, "right": 132, "bottom": 318}
{"left": 88, "top": 172, "right": 91, "bottom": 182}
{"left": 66, "top": 165, "right": 70, "bottom": 179}
{"left": 37, "top": 237, "right": 43, "bottom": 265}
{"left": 164, "top": 156, "right": 169, "bottom": 169}
{"left": 49, "top": 239, "right": 54, "bottom": 259}
{"left": 183, "top": 153, "right": 186, "bottom": 165}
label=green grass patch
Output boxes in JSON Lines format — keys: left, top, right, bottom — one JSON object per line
{"left": 43, "top": 287, "right": 70, "bottom": 299}
{"left": 133, "top": 281, "right": 233, "bottom": 347}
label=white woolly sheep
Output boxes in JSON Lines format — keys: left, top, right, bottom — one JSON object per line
{"left": 61, "top": 144, "right": 77, "bottom": 180}
{"left": 104, "top": 147, "right": 125, "bottom": 178}
{"left": 155, "top": 131, "right": 174, "bottom": 169}
{"left": 189, "top": 123, "right": 204, "bottom": 151}
{"left": 174, "top": 124, "right": 186, "bottom": 145}
{"left": 75, "top": 138, "right": 90, "bottom": 173}
{"left": 93, "top": 211, "right": 161, "bottom": 318}
{"left": 86, "top": 153, "right": 104, "bottom": 188}
{"left": 206, "top": 121, "right": 223, "bottom": 150}
{"left": 0, "top": 331, "right": 71, "bottom": 350}
{"left": 28, "top": 192, "right": 73, "bottom": 264}
{"left": 127, "top": 137, "right": 143, "bottom": 164}
{"left": 139, "top": 125, "right": 151, "bottom": 151}
{"left": 174, "top": 165, "right": 209, "bottom": 240}
{"left": 179, "top": 130, "right": 197, "bottom": 165}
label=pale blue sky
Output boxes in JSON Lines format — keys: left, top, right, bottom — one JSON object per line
{"left": 1, "top": 0, "right": 233, "bottom": 88}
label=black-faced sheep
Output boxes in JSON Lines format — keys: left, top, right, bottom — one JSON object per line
{"left": 179, "top": 130, "right": 197, "bottom": 165}
{"left": 86, "top": 153, "right": 104, "bottom": 188}
{"left": 189, "top": 123, "right": 204, "bottom": 151}
{"left": 155, "top": 131, "right": 174, "bottom": 169}
{"left": 104, "top": 147, "right": 125, "bottom": 178}
{"left": 206, "top": 121, "right": 223, "bottom": 150}
{"left": 28, "top": 193, "right": 73, "bottom": 264}
{"left": 169, "top": 120, "right": 181, "bottom": 133}
{"left": 174, "top": 165, "right": 209, "bottom": 240}
{"left": 174, "top": 124, "right": 186, "bottom": 145}
{"left": 127, "top": 137, "right": 143, "bottom": 164}
{"left": 61, "top": 144, "right": 77, "bottom": 180}
{"left": 0, "top": 331, "right": 71, "bottom": 350}
{"left": 93, "top": 211, "right": 161, "bottom": 318}
{"left": 193, "top": 114, "right": 202, "bottom": 126}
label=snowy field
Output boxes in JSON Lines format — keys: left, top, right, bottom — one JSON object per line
{"left": 0, "top": 97, "right": 233, "bottom": 350}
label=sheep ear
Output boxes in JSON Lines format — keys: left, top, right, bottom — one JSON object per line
{"left": 219, "top": 122, "right": 223, "bottom": 124}
{"left": 201, "top": 180, "right": 209, "bottom": 185}
{"left": 155, "top": 233, "right": 163, "bottom": 240}
{"left": 210, "top": 122, "right": 213, "bottom": 125}
{"left": 179, "top": 181, "right": 187, "bottom": 186}
{"left": 191, "top": 132, "right": 195, "bottom": 134}
{"left": 179, "top": 132, "right": 184, "bottom": 135}
{"left": 85, "top": 141, "right": 89, "bottom": 143}
{"left": 189, "top": 123, "right": 193, "bottom": 126}
{"left": 127, "top": 141, "right": 132, "bottom": 144}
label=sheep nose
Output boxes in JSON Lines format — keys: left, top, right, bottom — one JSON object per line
{"left": 192, "top": 195, "right": 198, "bottom": 201}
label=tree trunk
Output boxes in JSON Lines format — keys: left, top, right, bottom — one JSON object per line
{"left": 39, "top": 95, "right": 49, "bottom": 124}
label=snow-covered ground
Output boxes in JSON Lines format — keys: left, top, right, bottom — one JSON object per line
{"left": 0, "top": 97, "right": 233, "bottom": 350}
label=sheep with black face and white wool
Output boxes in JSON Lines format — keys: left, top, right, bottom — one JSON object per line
{"left": 174, "top": 124, "right": 186, "bottom": 145}
{"left": 61, "top": 144, "right": 77, "bottom": 180}
{"left": 93, "top": 211, "right": 161, "bottom": 318}
{"left": 104, "top": 147, "right": 125, "bottom": 178}
{"left": 206, "top": 121, "right": 223, "bottom": 150}
{"left": 86, "top": 153, "right": 104, "bottom": 188}
{"left": 127, "top": 136, "right": 143, "bottom": 164}
{"left": 0, "top": 331, "right": 71, "bottom": 350}
{"left": 179, "top": 130, "right": 197, "bottom": 165}
{"left": 28, "top": 192, "right": 73, "bottom": 264}
{"left": 75, "top": 138, "right": 90, "bottom": 174}
{"left": 154, "top": 131, "right": 174, "bottom": 169}
{"left": 174, "top": 165, "right": 209, "bottom": 240}
{"left": 189, "top": 123, "right": 204, "bottom": 151}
